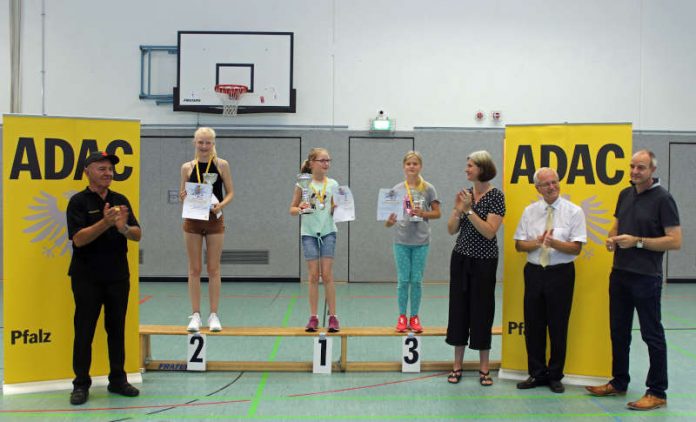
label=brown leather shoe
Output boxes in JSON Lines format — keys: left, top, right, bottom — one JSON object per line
{"left": 627, "top": 394, "right": 666, "bottom": 411}
{"left": 585, "top": 383, "right": 626, "bottom": 397}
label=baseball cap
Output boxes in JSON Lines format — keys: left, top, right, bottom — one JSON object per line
{"left": 84, "top": 151, "right": 120, "bottom": 167}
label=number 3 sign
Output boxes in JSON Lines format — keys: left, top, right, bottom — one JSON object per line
{"left": 402, "top": 334, "right": 421, "bottom": 372}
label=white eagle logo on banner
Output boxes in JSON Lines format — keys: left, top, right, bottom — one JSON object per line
{"left": 23, "top": 190, "right": 76, "bottom": 257}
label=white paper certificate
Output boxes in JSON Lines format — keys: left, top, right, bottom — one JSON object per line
{"left": 182, "top": 182, "right": 212, "bottom": 220}
{"left": 377, "top": 188, "right": 405, "bottom": 221}
{"left": 332, "top": 185, "right": 355, "bottom": 223}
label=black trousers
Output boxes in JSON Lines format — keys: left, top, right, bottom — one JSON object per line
{"left": 446, "top": 252, "right": 498, "bottom": 350}
{"left": 71, "top": 276, "right": 130, "bottom": 389}
{"left": 523, "top": 262, "right": 574, "bottom": 381}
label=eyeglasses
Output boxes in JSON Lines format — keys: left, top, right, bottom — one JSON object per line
{"left": 313, "top": 159, "right": 332, "bottom": 164}
{"left": 536, "top": 180, "right": 559, "bottom": 188}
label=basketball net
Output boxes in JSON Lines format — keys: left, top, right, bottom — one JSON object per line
{"left": 214, "top": 84, "right": 248, "bottom": 116}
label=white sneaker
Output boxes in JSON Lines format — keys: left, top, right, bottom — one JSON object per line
{"left": 208, "top": 313, "right": 222, "bottom": 332}
{"left": 187, "top": 312, "right": 201, "bottom": 332}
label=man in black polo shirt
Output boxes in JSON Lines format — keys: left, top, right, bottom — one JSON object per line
{"left": 66, "top": 151, "right": 142, "bottom": 405}
{"left": 586, "top": 150, "right": 681, "bottom": 411}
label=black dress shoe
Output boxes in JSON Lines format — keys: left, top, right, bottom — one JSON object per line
{"left": 107, "top": 382, "right": 140, "bottom": 397}
{"left": 549, "top": 380, "right": 565, "bottom": 393}
{"left": 70, "top": 388, "right": 89, "bottom": 405}
{"left": 516, "top": 376, "right": 549, "bottom": 389}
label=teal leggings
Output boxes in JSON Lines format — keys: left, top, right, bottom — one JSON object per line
{"left": 393, "top": 243, "right": 430, "bottom": 316}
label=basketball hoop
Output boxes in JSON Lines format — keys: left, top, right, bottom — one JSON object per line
{"left": 214, "top": 84, "right": 249, "bottom": 116}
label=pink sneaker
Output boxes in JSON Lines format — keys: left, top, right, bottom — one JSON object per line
{"left": 328, "top": 315, "right": 340, "bottom": 332}
{"left": 305, "top": 316, "right": 319, "bottom": 332}
{"left": 396, "top": 314, "right": 408, "bottom": 332}
{"left": 409, "top": 315, "right": 423, "bottom": 333}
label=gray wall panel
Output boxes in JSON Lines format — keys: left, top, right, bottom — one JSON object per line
{"left": 668, "top": 142, "right": 696, "bottom": 280}
{"left": 217, "top": 136, "right": 300, "bottom": 277}
{"left": 138, "top": 135, "right": 165, "bottom": 276}
{"left": 416, "top": 130, "right": 506, "bottom": 282}
{"left": 348, "top": 136, "right": 414, "bottom": 282}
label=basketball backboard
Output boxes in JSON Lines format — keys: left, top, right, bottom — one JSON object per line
{"left": 174, "top": 31, "right": 295, "bottom": 114}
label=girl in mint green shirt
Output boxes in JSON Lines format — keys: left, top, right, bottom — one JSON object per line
{"left": 289, "top": 148, "right": 340, "bottom": 332}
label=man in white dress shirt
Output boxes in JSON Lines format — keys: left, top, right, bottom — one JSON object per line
{"left": 513, "top": 167, "right": 587, "bottom": 394}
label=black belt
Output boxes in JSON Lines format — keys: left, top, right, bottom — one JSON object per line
{"left": 526, "top": 261, "right": 573, "bottom": 269}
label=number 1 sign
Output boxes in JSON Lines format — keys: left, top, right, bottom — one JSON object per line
{"left": 313, "top": 333, "right": 332, "bottom": 374}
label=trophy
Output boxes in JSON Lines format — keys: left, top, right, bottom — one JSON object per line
{"left": 296, "top": 173, "right": 314, "bottom": 214}
{"left": 409, "top": 198, "right": 425, "bottom": 222}
{"left": 406, "top": 191, "right": 425, "bottom": 222}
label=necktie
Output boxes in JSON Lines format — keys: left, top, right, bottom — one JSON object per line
{"left": 539, "top": 205, "right": 554, "bottom": 267}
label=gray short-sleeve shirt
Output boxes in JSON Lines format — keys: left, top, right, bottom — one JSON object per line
{"left": 392, "top": 181, "right": 440, "bottom": 245}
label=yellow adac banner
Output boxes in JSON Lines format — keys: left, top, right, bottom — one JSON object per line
{"left": 502, "top": 123, "right": 631, "bottom": 378}
{"left": 3, "top": 115, "right": 140, "bottom": 387}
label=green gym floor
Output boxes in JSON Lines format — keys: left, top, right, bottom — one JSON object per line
{"left": 1, "top": 281, "right": 695, "bottom": 421}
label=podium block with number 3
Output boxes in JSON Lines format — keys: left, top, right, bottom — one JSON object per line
{"left": 402, "top": 334, "right": 421, "bottom": 372}
{"left": 313, "top": 334, "right": 332, "bottom": 374}
{"left": 187, "top": 334, "right": 207, "bottom": 371}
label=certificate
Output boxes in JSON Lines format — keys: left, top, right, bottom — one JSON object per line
{"left": 377, "top": 188, "right": 405, "bottom": 221}
{"left": 182, "top": 182, "right": 213, "bottom": 220}
{"left": 332, "top": 185, "right": 355, "bottom": 223}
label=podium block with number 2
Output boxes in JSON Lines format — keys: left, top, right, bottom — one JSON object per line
{"left": 187, "top": 334, "right": 207, "bottom": 371}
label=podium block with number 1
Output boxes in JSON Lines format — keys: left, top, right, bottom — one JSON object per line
{"left": 313, "top": 333, "right": 332, "bottom": 374}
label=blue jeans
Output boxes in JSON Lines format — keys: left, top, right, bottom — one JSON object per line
{"left": 609, "top": 269, "right": 667, "bottom": 398}
{"left": 393, "top": 243, "right": 430, "bottom": 316}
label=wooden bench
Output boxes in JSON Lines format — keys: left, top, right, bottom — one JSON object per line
{"left": 140, "top": 325, "right": 502, "bottom": 372}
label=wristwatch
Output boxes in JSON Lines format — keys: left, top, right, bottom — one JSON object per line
{"left": 636, "top": 238, "right": 644, "bottom": 249}
{"left": 119, "top": 224, "right": 130, "bottom": 235}
{"left": 465, "top": 210, "right": 474, "bottom": 217}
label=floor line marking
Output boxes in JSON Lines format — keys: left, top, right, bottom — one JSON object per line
{"left": 288, "top": 372, "right": 446, "bottom": 398}
{"left": 246, "top": 294, "right": 297, "bottom": 417}
{"left": 667, "top": 340, "right": 696, "bottom": 360}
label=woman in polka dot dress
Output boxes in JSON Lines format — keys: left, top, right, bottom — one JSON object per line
{"left": 385, "top": 151, "right": 441, "bottom": 333}
{"left": 445, "top": 150, "right": 505, "bottom": 386}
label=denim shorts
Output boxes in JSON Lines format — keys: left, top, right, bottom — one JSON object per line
{"left": 301, "top": 232, "right": 337, "bottom": 261}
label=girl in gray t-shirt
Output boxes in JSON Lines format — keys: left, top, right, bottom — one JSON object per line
{"left": 385, "top": 151, "right": 441, "bottom": 333}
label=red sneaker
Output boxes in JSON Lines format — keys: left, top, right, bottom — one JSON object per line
{"left": 409, "top": 315, "right": 423, "bottom": 333}
{"left": 396, "top": 314, "right": 408, "bottom": 332}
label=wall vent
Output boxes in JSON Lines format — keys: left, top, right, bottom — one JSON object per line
{"left": 212, "top": 250, "right": 270, "bottom": 265}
